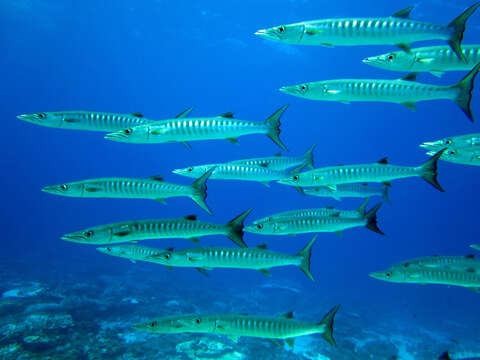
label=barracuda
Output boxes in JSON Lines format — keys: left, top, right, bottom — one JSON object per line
{"left": 16, "top": 110, "right": 156, "bottom": 132}
{"left": 253, "top": 198, "right": 369, "bottom": 224}
{"left": 278, "top": 149, "right": 446, "bottom": 192}
{"left": 96, "top": 244, "right": 164, "bottom": 263}
{"left": 255, "top": 3, "right": 480, "bottom": 62}
{"left": 104, "top": 105, "right": 289, "bottom": 150}
{"left": 141, "top": 236, "right": 317, "bottom": 280}
{"left": 304, "top": 183, "right": 390, "bottom": 203}
{"left": 172, "top": 161, "right": 300, "bottom": 187}
{"left": 363, "top": 45, "right": 480, "bottom": 77}
{"left": 391, "top": 255, "right": 480, "bottom": 272}
{"left": 41, "top": 168, "right": 215, "bottom": 215}
{"left": 245, "top": 203, "right": 383, "bottom": 236}
{"left": 471, "top": 245, "right": 480, "bottom": 251}
{"left": 420, "top": 133, "right": 480, "bottom": 151}
{"left": 280, "top": 64, "right": 480, "bottom": 122}
{"left": 228, "top": 144, "right": 316, "bottom": 171}
{"left": 426, "top": 148, "right": 480, "bottom": 166}
{"left": 133, "top": 304, "right": 341, "bottom": 347}
{"left": 61, "top": 209, "right": 252, "bottom": 248}
{"left": 370, "top": 266, "right": 480, "bottom": 291}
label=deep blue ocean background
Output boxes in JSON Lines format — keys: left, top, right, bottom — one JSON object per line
{"left": 1, "top": 0, "right": 480, "bottom": 358}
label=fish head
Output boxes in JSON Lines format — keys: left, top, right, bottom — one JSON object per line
{"left": 426, "top": 148, "right": 480, "bottom": 163}
{"left": 277, "top": 172, "right": 311, "bottom": 187}
{"left": 172, "top": 165, "right": 213, "bottom": 179}
{"left": 17, "top": 112, "right": 64, "bottom": 128}
{"left": 104, "top": 125, "right": 149, "bottom": 143}
{"left": 96, "top": 245, "right": 129, "bottom": 258}
{"left": 62, "top": 225, "right": 112, "bottom": 244}
{"left": 369, "top": 268, "right": 407, "bottom": 283}
{"left": 41, "top": 182, "right": 83, "bottom": 197}
{"left": 362, "top": 51, "right": 413, "bottom": 71}
{"left": 420, "top": 137, "right": 453, "bottom": 151}
{"left": 280, "top": 81, "right": 343, "bottom": 101}
{"left": 244, "top": 221, "right": 286, "bottom": 235}
{"left": 133, "top": 314, "right": 215, "bottom": 334}
{"left": 254, "top": 23, "right": 305, "bottom": 43}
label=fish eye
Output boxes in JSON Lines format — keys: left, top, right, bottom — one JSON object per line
{"left": 36, "top": 113, "right": 45, "bottom": 119}
{"left": 293, "top": 175, "right": 299, "bottom": 181}
{"left": 60, "top": 184, "right": 68, "bottom": 190}
{"left": 124, "top": 128, "right": 132, "bottom": 135}
{"left": 278, "top": 26, "right": 286, "bottom": 33}
{"left": 194, "top": 318, "right": 201, "bottom": 324}
{"left": 164, "top": 253, "right": 170, "bottom": 259}
{"left": 445, "top": 139, "right": 452, "bottom": 145}
{"left": 188, "top": 168, "right": 193, "bottom": 172}
{"left": 300, "top": 85, "right": 307, "bottom": 91}
{"left": 150, "top": 322, "right": 155, "bottom": 327}
{"left": 106, "top": 247, "right": 111, "bottom": 252}
{"left": 387, "top": 54, "right": 394, "bottom": 61}
{"left": 448, "top": 150, "right": 456, "bottom": 155}
{"left": 256, "top": 224, "right": 263, "bottom": 230}
{"left": 85, "top": 230, "right": 94, "bottom": 237}
{"left": 386, "top": 272, "right": 391, "bottom": 277}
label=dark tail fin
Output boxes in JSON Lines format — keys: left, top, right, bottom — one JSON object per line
{"left": 190, "top": 167, "right": 215, "bottom": 216}
{"left": 297, "top": 236, "right": 317, "bottom": 281}
{"left": 418, "top": 148, "right": 446, "bottom": 192}
{"left": 226, "top": 209, "right": 253, "bottom": 248}
{"left": 264, "top": 105, "right": 289, "bottom": 151}
{"left": 302, "top": 143, "right": 316, "bottom": 169}
{"left": 447, "top": 2, "right": 480, "bottom": 62}
{"left": 319, "top": 304, "right": 341, "bottom": 347}
{"left": 364, "top": 203, "right": 384, "bottom": 235}
{"left": 438, "top": 351, "right": 451, "bottom": 360}
{"left": 355, "top": 198, "right": 369, "bottom": 217}
{"left": 451, "top": 62, "right": 480, "bottom": 122}
{"left": 381, "top": 184, "right": 391, "bottom": 204}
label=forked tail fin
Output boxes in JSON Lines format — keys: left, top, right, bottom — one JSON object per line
{"left": 447, "top": 2, "right": 480, "bottom": 62}
{"left": 264, "top": 105, "right": 289, "bottom": 151}
{"left": 364, "top": 203, "right": 384, "bottom": 235}
{"left": 226, "top": 209, "right": 253, "bottom": 248}
{"left": 297, "top": 236, "right": 317, "bottom": 281}
{"left": 318, "top": 304, "right": 341, "bottom": 347}
{"left": 451, "top": 62, "right": 480, "bottom": 122}
{"left": 418, "top": 149, "right": 447, "bottom": 192}
{"left": 302, "top": 143, "right": 316, "bottom": 169}
{"left": 190, "top": 167, "right": 215, "bottom": 215}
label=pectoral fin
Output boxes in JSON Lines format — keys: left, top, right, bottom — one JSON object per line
{"left": 261, "top": 182, "right": 271, "bottom": 187}
{"left": 327, "top": 185, "right": 337, "bottom": 191}
{"left": 226, "top": 138, "right": 239, "bottom": 144}
{"left": 334, "top": 231, "right": 343, "bottom": 236}
{"left": 401, "top": 102, "right": 417, "bottom": 111}
{"left": 181, "top": 141, "right": 192, "bottom": 149}
{"left": 396, "top": 43, "right": 411, "bottom": 53}
{"left": 229, "top": 335, "right": 239, "bottom": 343}
{"left": 285, "top": 338, "right": 295, "bottom": 348}
{"left": 63, "top": 118, "right": 81, "bottom": 123}
{"left": 188, "top": 237, "right": 200, "bottom": 244}
{"left": 195, "top": 268, "right": 209, "bottom": 277}
{"left": 268, "top": 339, "right": 283, "bottom": 347}
{"left": 84, "top": 186, "right": 103, "bottom": 192}
{"left": 155, "top": 198, "right": 167, "bottom": 204}
{"left": 258, "top": 268, "right": 271, "bottom": 276}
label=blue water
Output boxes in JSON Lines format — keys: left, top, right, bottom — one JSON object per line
{"left": 2, "top": 0, "right": 480, "bottom": 359}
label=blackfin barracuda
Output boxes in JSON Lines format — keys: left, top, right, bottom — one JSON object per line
{"left": 425, "top": 148, "right": 480, "bottom": 166}
{"left": 41, "top": 168, "right": 215, "bottom": 215}
{"left": 303, "top": 183, "right": 390, "bottom": 202}
{"left": 133, "top": 304, "right": 341, "bottom": 347}
{"left": 96, "top": 244, "right": 164, "bottom": 263}
{"left": 280, "top": 64, "right": 480, "bottom": 121}
{"left": 61, "top": 209, "right": 253, "bottom": 248}
{"left": 173, "top": 161, "right": 302, "bottom": 187}
{"left": 255, "top": 3, "right": 480, "bottom": 61}
{"left": 391, "top": 255, "right": 480, "bottom": 272}
{"left": 228, "top": 144, "right": 316, "bottom": 171}
{"left": 245, "top": 203, "right": 383, "bottom": 236}
{"left": 252, "top": 198, "right": 369, "bottom": 224}
{"left": 363, "top": 45, "right": 480, "bottom": 77}
{"left": 138, "top": 237, "right": 317, "bottom": 281}
{"left": 104, "top": 105, "right": 289, "bottom": 150}
{"left": 370, "top": 266, "right": 480, "bottom": 291}
{"left": 279, "top": 149, "right": 446, "bottom": 192}
{"left": 420, "top": 133, "right": 480, "bottom": 151}
{"left": 17, "top": 110, "right": 158, "bottom": 132}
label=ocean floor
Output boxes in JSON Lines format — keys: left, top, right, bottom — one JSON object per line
{"left": 0, "top": 259, "right": 479, "bottom": 360}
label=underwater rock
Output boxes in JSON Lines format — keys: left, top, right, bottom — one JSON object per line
{"left": 22, "top": 334, "right": 59, "bottom": 353}
{"left": 176, "top": 338, "right": 246, "bottom": 360}
{"left": 24, "top": 312, "right": 74, "bottom": 331}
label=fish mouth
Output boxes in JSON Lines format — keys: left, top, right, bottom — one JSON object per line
{"left": 419, "top": 142, "right": 439, "bottom": 149}
{"left": 254, "top": 28, "right": 279, "bottom": 40}
{"left": 41, "top": 186, "right": 57, "bottom": 194}
{"left": 17, "top": 114, "right": 31, "bottom": 120}
{"left": 277, "top": 178, "right": 294, "bottom": 186}
{"left": 254, "top": 29, "right": 267, "bottom": 36}
{"left": 362, "top": 57, "right": 377, "bottom": 64}
{"left": 61, "top": 234, "right": 88, "bottom": 243}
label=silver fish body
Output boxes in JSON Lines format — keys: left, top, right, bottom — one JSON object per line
{"left": 363, "top": 45, "right": 480, "bottom": 76}
{"left": 255, "top": 4, "right": 480, "bottom": 61}
{"left": 471, "top": 244, "right": 480, "bottom": 251}
{"left": 420, "top": 133, "right": 480, "bottom": 151}
{"left": 392, "top": 255, "right": 480, "bottom": 272}
{"left": 105, "top": 106, "right": 289, "bottom": 150}
{"left": 426, "top": 148, "right": 480, "bottom": 166}
{"left": 133, "top": 304, "right": 341, "bottom": 347}
{"left": 278, "top": 150, "right": 445, "bottom": 192}
{"left": 17, "top": 111, "right": 152, "bottom": 132}
{"left": 96, "top": 244, "right": 165, "bottom": 263}
{"left": 304, "top": 183, "right": 389, "bottom": 202}
{"left": 61, "top": 209, "right": 252, "bottom": 247}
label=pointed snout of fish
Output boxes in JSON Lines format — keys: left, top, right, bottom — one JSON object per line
{"left": 254, "top": 29, "right": 267, "bottom": 36}
{"left": 362, "top": 57, "right": 373, "bottom": 63}
{"left": 419, "top": 142, "right": 437, "bottom": 149}
{"left": 368, "top": 271, "right": 384, "bottom": 280}
{"left": 17, "top": 114, "right": 30, "bottom": 120}
{"left": 279, "top": 86, "right": 290, "bottom": 94}
{"left": 104, "top": 132, "right": 126, "bottom": 141}
{"left": 41, "top": 185, "right": 57, "bottom": 194}
{"left": 61, "top": 234, "right": 87, "bottom": 243}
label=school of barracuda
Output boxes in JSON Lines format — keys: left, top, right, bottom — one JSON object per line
{"left": 17, "top": 1, "right": 480, "bottom": 351}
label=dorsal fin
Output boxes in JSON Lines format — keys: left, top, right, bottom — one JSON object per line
{"left": 149, "top": 175, "right": 164, "bottom": 181}
{"left": 255, "top": 243, "right": 267, "bottom": 250}
{"left": 466, "top": 268, "right": 475, "bottom": 273}
{"left": 166, "top": 247, "right": 174, "bottom": 252}
{"left": 175, "top": 106, "right": 194, "bottom": 119}
{"left": 392, "top": 6, "right": 414, "bottom": 19}
{"left": 326, "top": 206, "right": 334, "bottom": 209}
{"left": 278, "top": 311, "right": 294, "bottom": 319}
{"left": 377, "top": 158, "right": 388, "bottom": 165}
{"left": 220, "top": 112, "right": 234, "bottom": 118}
{"left": 465, "top": 254, "right": 475, "bottom": 259}
{"left": 401, "top": 73, "right": 418, "bottom": 82}
{"left": 273, "top": 152, "right": 282, "bottom": 157}
{"left": 130, "top": 112, "right": 143, "bottom": 118}
{"left": 183, "top": 215, "right": 197, "bottom": 221}
{"left": 362, "top": 183, "right": 369, "bottom": 186}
